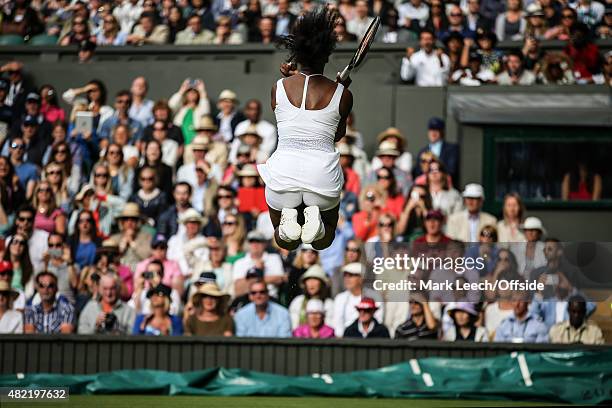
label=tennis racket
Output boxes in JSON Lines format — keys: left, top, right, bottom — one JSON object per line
{"left": 338, "top": 16, "right": 381, "bottom": 82}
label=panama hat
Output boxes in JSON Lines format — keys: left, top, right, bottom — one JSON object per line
{"left": 462, "top": 183, "right": 485, "bottom": 199}
{"left": 377, "top": 127, "right": 405, "bottom": 144}
{"left": 337, "top": 143, "right": 354, "bottom": 157}
{"left": 191, "top": 282, "right": 229, "bottom": 306}
{"left": 218, "top": 89, "right": 238, "bottom": 102}
{"left": 117, "top": 203, "right": 142, "bottom": 220}
{"left": 196, "top": 115, "right": 218, "bottom": 132}
{"left": 236, "top": 164, "right": 259, "bottom": 177}
{"left": 342, "top": 262, "right": 364, "bottom": 277}
{"left": 375, "top": 140, "right": 401, "bottom": 157}
{"left": 300, "top": 265, "right": 330, "bottom": 287}
{"left": 179, "top": 208, "right": 205, "bottom": 224}
{"left": 446, "top": 302, "right": 478, "bottom": 316}
{"left": 0, "top": 280, "right": 19, "bottom": 301}
{"left": 239, "top": 124, "right": 262, "bottom": 139}
{"left": 190, "top": 134, "right": 211, "bottom": 151}
{"left": 521, "top": 216, "right": 546, "bottom": 235}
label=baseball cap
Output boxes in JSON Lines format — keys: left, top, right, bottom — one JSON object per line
{"left": 151, "top": 235, "right": 168, "bottom": 249}
{"left": 246, "top": 230, "right": 267, "bottom": 242}
{"left": 428, "top": 117, "right": 445, "bottom": 130}
{"left": 26, "top": 92, "right": 41, "bottom": 103}
{"left": 23, "top": 115, "right": 38, "bottom": 126}
{"left": 245, "top": 267, "right": 264, "bottom": 279}
{"left": 355, "top": 297, "right": 378, "bottom": 311}
{"left": 462, "top": 183, "right": 484, "bottom": 199}
{"left": 342, "top": 262, "right": 364, "bottom": 277}
{"left": 196, "top": 271, "right": 217, "bottom": 285}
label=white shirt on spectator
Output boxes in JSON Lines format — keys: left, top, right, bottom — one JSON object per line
{"left": 398, "top": 2, "right": 430, "bottom": 28}
{"left": 400, "top": 50, "right": 450, "bottom": 86}
{"left": 347, "top": 16, "right": 375, "bottom": 42}
{"left": 232, "top": 252, "right": 284, "bottom": 298}
{"left": 0, "top": 310, "right": 23, "bottom": 333}
{"left": 113, "top": 0, "right": 144, "bottom": 34}
{"left": 167, "top": 233, "right": 209, "bottom": 276}
{"left": 160, "top": 138, "right": 179, "bottom": 168}
{"left": 177, "top": 162, "right": 222, "bottom": 188}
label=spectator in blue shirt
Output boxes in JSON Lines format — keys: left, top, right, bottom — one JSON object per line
{"left": 494, "top": 295, "right": 549, "bottom": 343}
{"left": 7, "top": 136, "right": 39, "bottom": 198}
{"left": 234, "top": 279, "right": 291, "bottom": 337}
{"left": 24, "top": 271, "right": 75, "bottom": 334}
{"left": 98, "top": 90, "right": 144, "bottom": 148}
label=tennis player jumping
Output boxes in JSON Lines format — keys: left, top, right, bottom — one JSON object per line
{"left": 258, "top": 8, "right": 353, "bottom": 250}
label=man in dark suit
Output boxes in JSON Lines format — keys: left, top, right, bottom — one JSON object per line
{"left": 213, "top": 89, "right": 246, "bottom": 143}
{"left": 413, "top": 117, "right": 460, "bottom": 183}
{"left": 275, "top": 0, "right": 297, "bottom": 38}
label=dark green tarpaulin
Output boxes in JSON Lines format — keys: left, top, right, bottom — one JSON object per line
{"left": 1, "top": 351, "right": 610, "bottom": 404}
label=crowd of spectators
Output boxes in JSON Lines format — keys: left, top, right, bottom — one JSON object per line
{"left": 0, "top": 59, "right": 606, "bottom": 344}
{"left": 1, "top": 1, "right": 611, "bottom": 86}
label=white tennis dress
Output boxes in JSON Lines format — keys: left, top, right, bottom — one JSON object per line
{"left": 258, "top": 73, "right": 345, "bottom": 206}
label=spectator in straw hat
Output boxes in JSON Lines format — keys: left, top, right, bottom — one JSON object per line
{"left": 335, "top": 128, "right": 370, "bottom": 181}
{"left": 371, "top": 127, "right": 412, "bottom": 174}
{"left": 185, "top": 282, "right": 233, "bottom": 336}
{"left": 366, "top": 141, "right": 412, "bottom": 195}
{"left": 446, "top": 183, "right": 497, "bottom": 242}
{"left": 234, "top": 99, "right": 277, "bottom": 157}
{"left": 292, "top": 299, "right": 335, "bottom": 338}
{"left": 343, "top": 297, "right": 390, "bottom": 338}
{"left": 167, "top": 208, "right": 208, "bottom": 275}
{"left": 510, "top": 216, "right": 547, "bottom": 277}
{"left": 0, "top": 280, "right": 22, "bottom": 333}
{"left": 443, "top": 302, "right": 488, "bottom": 342}
{"left": 231, "top": 124, "right": 269, "bottom": 164}
{"left": 176, "top": 134, "right": 222, "bottom": 188}
{"left": 214, "top": 89, "right": 246, "bottom": 143}
{"left": 193, "top": 115, "right": 228, "bottom": 169}
{"left": 236, "top": 164, "right": 267, "bottom": 221}
{"left": 289, "top": 263, "right": 334, "bottom": 330}
{"left": 338, "top": 143, "right": 361, "bottom": 196}
{"left": 110, "top": 202, "right": 153, "bottom": 271}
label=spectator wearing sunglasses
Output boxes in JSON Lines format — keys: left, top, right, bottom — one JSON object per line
{"left": 8, "top": 205, "right": 49, "bottom": 274}
{"left": 24, "top": 271, "right": 75, "bottom": 334}
{"left": 6, "top": 137, "right": 38, "bottom": 201}
{"left": 0, "top": 261, "right": 26, "bottom": 312}
{"left": 234, "top": 279, "right": 291, "bottom": 337}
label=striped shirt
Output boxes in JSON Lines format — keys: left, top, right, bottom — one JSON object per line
{"left": 24, "top": 297, "right": 75, "bottom": 334}
{"left": 395, "top": 318, "right": 438, "bottom": 340}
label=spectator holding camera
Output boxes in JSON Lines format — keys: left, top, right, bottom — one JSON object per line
{"left": 133, "top": 284, "right": 183, "bottom": 336}
{"left": 397, "top": 184, "right": 432, "bottom": 242}
{"left": 78, "top": 273, "right": 135, "bottom": 334}
{"left": 25, "top": 271, "right": 75, "bottom": 334}
{"left": 351, "top": 185, "right": 385, "bottom": 242}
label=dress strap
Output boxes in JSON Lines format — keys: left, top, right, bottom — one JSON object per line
{"left": 300, "top": 75, "right": 310, "bottom": 110}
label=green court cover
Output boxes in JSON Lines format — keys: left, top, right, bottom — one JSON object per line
{"left": 1, "top": 351, "right": 610, "bottom": 404}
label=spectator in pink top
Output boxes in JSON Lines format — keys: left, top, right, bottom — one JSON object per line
{"left": 134, "top": 236, "right": 185, "bottom": 298}
{"left": 33, "top": 180, "right": 66, "bottom": 235}
{"left": 292, "top": 299, "right": 335, "bottom": 339}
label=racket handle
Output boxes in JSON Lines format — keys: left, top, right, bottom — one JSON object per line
{"left": 338, "top": 66, "right": 351, "bottom": 82}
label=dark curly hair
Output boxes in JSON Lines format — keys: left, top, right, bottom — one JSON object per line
{"left": 278, "top": 7, "right": 337, "bottom": 68}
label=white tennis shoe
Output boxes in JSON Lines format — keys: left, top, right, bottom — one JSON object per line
{"left": 278, "top": 208, "right": 301, "bottom": 242}
{"left": 301, "top": 206, "right": 325, "bottom": 244}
